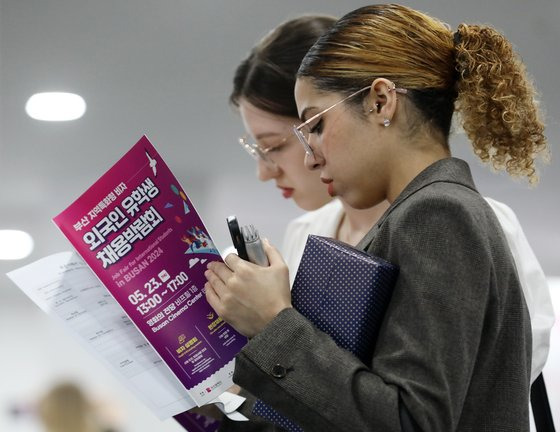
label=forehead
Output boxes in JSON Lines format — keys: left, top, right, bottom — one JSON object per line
{"left": 294, "top": 78, "right": 316, "bottom": 112}
{"left": 239, "top": 100, "right": 296, "bottom": 136}
{"left": 294, "top": 78, "right": 336, "bottom": 118}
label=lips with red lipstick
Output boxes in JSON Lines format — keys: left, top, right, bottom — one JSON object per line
{"left": 278, "top": 186, "right": 294, "bottom": 199}
{"left": 321, "top": 177, "right": 335, "bottom": 196}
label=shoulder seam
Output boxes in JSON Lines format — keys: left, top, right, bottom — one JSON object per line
{"left": 377, "top": 179, "right": 478, "bottom": 230}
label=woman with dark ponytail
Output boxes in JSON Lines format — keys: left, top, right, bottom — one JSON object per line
{"left": 206, "top": 5, "right": 551, "bottom": 431}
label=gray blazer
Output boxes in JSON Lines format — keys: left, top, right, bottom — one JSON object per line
{"left": 224, "top": 158, "right": 531, "bottom": 432}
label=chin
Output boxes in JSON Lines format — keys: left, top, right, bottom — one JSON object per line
{"left": 294, "top": 195, "right": 332, "bottom": 211}
{"left": 341, "top": 193, "right": 376, "bottom": 210}
{"left": 348, "top": 201, "right": 370, "bottom": 210}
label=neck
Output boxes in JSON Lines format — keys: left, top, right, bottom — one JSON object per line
{"left": 386, "top": 137, "right": 451, "bottom": 203}
{"left": 336, "top": 200, "right": 390, "bottom": 246}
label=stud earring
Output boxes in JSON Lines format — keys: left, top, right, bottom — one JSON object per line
{"left": 368, "top": 103, "right": 380, "bottom": 114}
{"left": 383, "top": 119, "right": 391, "bottom": 127}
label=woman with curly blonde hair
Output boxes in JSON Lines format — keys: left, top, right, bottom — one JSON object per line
{"left": 205, "top": 4, "right": 550, "bottom": 431}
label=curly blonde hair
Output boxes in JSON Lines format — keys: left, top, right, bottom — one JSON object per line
{"left": 298, "top": 4, "right": 549, "bottom": 184}
{"left": 455, "top": 24, "right": 548, "bottom": 184}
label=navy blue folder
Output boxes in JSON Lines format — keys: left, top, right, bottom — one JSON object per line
{"left": 252, "top": 235, "right": 399, "bottom": 431}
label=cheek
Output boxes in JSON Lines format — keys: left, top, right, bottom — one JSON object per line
{"left": 277, "top": 147, "right": 306, "bottom": 176}
{"left": 278, "top": 146, "right": 317, "bottom": 183}
{"left": 321, "top": 114, "right": 363, "bottom": 160}
{"left": 321, "top": 127, "right": 357, "bottom": 167}
{"left": 290, "top": 163, "right": 321, "bottom": 187}
{"left": 319, "top": 131, "right": 339, "bottom": 161}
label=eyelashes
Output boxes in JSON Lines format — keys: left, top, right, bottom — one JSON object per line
{"left": 265, "top": 143, "right": 285, "bottom": 153}
{"left": 309, "top": 119, "right": 323, "bottom": 135}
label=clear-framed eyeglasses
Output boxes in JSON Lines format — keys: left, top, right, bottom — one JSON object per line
{"left": 292, "top": 84, "right": 407, "bottom": 158}
{"left": 238, "top": 134, "right": 291, "bottom": 168}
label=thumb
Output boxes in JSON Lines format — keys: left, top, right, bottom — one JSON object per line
{"left": 262, "top": 238, "right": 285, "bottom": 266}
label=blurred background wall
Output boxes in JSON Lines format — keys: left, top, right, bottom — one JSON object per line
{"left": 1, "top": 1, "right": 558, "bottom": 430}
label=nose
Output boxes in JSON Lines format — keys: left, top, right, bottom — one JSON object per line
{"left": 303, "top": 134, "right": 325, "bottom": 171}
{"left": 257, "top": 158, "right": 280, "bottom": 181}
{"left": 304, "top": 141, "right": 324, "bottom": 171}
{"left": 304, "top": 151, "right": 320, "bottom": 170}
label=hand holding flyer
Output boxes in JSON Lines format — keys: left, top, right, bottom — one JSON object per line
{"left": 52, "top": 135, "right": 246, "bottom": 407}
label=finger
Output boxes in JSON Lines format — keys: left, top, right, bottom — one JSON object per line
{"left": 227, "top": 384, "right": 242, "bottom": 394}
{"left": 204, "top": 268, "right": 228, "bottom": 298}
{"left": 208, "top": 261, "right": 234, "bottom": 282}
{"left": 262, "top": 238, "right": 286, "bottom": 266}
{"left": 204, "top": 282, "right": 223, "bottom": 316}
{"left": 224, "top": 252, "right": 244, "bottom": 270}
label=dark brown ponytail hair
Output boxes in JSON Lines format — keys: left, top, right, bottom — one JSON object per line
{"left": 230, "top": 15, "right": 336, "bottom": 118}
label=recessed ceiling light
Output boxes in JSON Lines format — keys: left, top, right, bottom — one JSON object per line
{"left": 25, "top": 92, "right": 86, "bottom": 121}
{"left": 0, "top": 230, "right": 34, "bottom": 260}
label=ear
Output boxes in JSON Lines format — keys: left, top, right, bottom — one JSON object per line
{"left": 364, "top": 78, "right": 399, "bottom": 127}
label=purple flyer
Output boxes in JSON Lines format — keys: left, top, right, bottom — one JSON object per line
{"left": 53, "top": 135, "right": 246, "bottom": 406}
{"left": 173, "top": 412, "right": 220, "bottom": 432}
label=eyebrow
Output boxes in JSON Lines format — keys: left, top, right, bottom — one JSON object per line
{"left": 254, "top": 131, "right": 283, "bottom": 141}
{"left": 300, "top": 107, "right": 316, "bottom": 122}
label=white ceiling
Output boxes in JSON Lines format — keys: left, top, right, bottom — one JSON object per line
{"left": 1, "top": 0, "right": 559, "bottom": 301}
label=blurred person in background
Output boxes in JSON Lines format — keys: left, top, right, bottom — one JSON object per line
{"left": 38, "top": 382, "right": 118, "bottom": 432}
{"left": 230, "top": 15, "right": 389, "bottom": 286}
